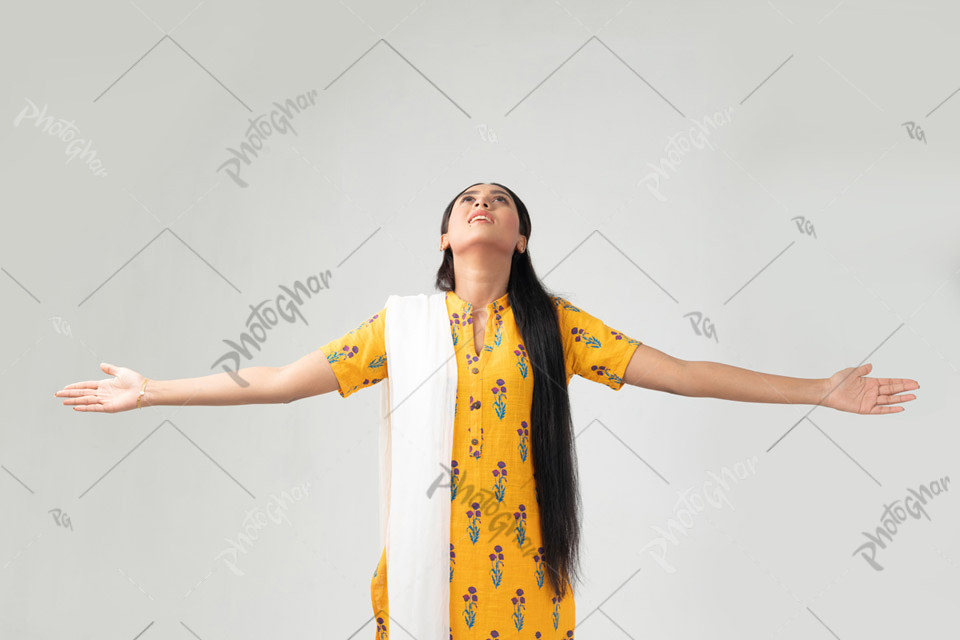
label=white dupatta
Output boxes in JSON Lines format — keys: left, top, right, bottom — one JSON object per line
{"left": 378, "top": 292, "right": 458, "bottom": 638}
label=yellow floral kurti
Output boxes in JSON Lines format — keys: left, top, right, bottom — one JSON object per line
{"left": 319, "top": 290, "right": 641, "bottom": 639}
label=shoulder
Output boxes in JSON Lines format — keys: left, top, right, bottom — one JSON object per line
{"left": 551, "top": 295, "right": 582, "bottom": 313}
{"left": 551, "top": 295, "right": 586, "bottom": 331}
{"left": 350, "top": 308, "right": 385, "bottom": 333}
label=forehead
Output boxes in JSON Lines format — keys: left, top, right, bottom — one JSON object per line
{"left": 459, "top": 185, "right": 512, "bottom": 199}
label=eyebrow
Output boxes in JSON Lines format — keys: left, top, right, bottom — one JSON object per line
{"left": 460, "top": 189, "right": 511, "bottom": 200}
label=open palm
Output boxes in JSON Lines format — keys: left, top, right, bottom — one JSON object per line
{"left": 54, "top": 362, "right": 145, "bottom": 413}
{"left": 822, "top": 363, "right": 919, "bottom": 415}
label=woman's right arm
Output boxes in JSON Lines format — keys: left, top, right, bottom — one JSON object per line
{"left": 147, "top": 350, "right": 342, "bottom": 407}
{"left": 56, "top": 307, "right": 385, "bottom": 413}
{"left": 55, "top": 355, "right": 342, "bottom": 413}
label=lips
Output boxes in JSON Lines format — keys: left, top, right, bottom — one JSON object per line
{"left": 468, "top": 212, "right": 493, "bottom": 224}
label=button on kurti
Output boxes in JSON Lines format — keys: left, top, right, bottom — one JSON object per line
{"left": 319, "top": 291, "right": 642, "bottom": 639}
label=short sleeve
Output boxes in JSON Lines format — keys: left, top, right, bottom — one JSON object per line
{"left": 552, "top": 296, "right": 642, "bottom": 390}
{"left": 318, "top": 307, "right": 388, "bottom": 398}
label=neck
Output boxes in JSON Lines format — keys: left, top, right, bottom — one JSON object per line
{"left": 452, "top": 253, "right": 510, "bottom": 310}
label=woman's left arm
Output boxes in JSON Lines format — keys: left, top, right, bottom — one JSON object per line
{"left": 622, "top": 345, "right": 919, "bottom": 415}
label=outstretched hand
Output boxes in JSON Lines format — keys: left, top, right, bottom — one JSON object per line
{"left": 821, "top": 363, "right": 919, "bottom": 415}
{"left": 54, "top": 362, "right": 146, "bottom": 413}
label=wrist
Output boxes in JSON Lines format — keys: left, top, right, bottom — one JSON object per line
{"left": 815, "top": 377, "right": 832, "bottom": 407}
{"left": 139, "top": 377, "right": 158, "bottom": 408}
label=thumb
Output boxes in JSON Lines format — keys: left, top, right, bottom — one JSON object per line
{"left": 858, "top": 362, "right": 872, "bottom": 376}
{"left": 100, "top": 362, "right": 117, "bottom": 376}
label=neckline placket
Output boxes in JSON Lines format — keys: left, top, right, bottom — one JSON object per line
{"left": 446, "top": 290, "right": 510, "bottom": 373}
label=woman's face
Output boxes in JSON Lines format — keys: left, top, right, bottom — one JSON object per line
{"left": 444, "top": 183, "right": 523, "bottom": 255}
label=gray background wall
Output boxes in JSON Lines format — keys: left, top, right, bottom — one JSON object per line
{"left": 2, "top": 0, "right": 957, "bottom": 638}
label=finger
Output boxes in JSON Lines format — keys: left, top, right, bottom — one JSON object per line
{"left": 100, "top": 362, "right": 120, "bottom": 376}
{"left": 882, "top": 378, "right": 919, "bottom": 389}
{"left": 879, "top": 380, "right": 921, "bottom": 395}
{"left": 871, "top": 404, "right": 904, "bottom": 414}
{"left": 63, "top": 395, "right": 99, "bottom": 406}
{"left": 56, "top": 388, "right": 97, "bottom": 398}
{"left": 858, "top": 363, "right": 873, "bottom": 375}
{"left": 73, "top": 403, "right": 104, "bottom": 412}
{"left": 877, "top": 394, "right": 916, "bottom": 405}
{"left": 57, "top": 381, "right": 100, "bottom": 392}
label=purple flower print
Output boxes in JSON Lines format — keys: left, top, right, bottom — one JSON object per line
{"left": 361, "top": 376, "right": 384, "bottom": 388}
{"left": 492, "top": 312, "right": 504, "bottom": 348}
{"left": 469, "top": 422, "right": 484, "bottom": 460}
{"left": 514, "top": 343, "right": 528, "bottom": 378}
{"left": 467, "top": 502, "right": 482, "bottom": 544}
{"left": 555, "top": 297, "right": 582, "bottom": 312}
{"left": 451, "top": 312, "right": 466, "bottom": 346}
{"left": 375, "top": 615, "right": 387, "bottom": 640}
{"left": 491, "top": 378, "right": 507, "bottom": 420}
{"left": 571, "top": 326, "right": 601, "bottom": 348}
{"left": 488, "top": 544, "right": 504, "bottom": 587}
{"left": 461, "top": 586, "right": 478, "bottom": 628}
{"left": 328, "top": 344, "right": 359, "bottom": 363}
{"left": 492, "top": 461, "right": 507, "bottom": 503}
{"left": 590, "top": 364, "right": 623, "bottom": 385}
{"left": 552, "top": 594, "right": 561, "bottom": 630}
{"left": 513, "top": 504, "right": 527, "bottom": 546}
{"left": 450, "top": 543, "right": 456, "bottom": 582}
{"left": 450, "top": 459, "right": 460, "bottom": 501}
{"left": 465, "top": 351, "right": 479, "bottom": 369}
{"left": 485, "top": 631, "right": 500, "bottom": 640}
{"left": 511, "top": 587, "right": 526, "bottom": 630}
{"left": 516, "top": 421, "right": 529, "bottom": 462}
{"left": 468, "top": 395, "right": 485, "bottom": 460}
{"left": 534, "top": 546, "right": 545, "bottom": 589}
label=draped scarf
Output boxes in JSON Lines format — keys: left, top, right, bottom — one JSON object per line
{"left": 378, "top": 292, "right": 458, "bottom": 638}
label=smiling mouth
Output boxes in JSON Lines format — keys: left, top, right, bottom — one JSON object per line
{"left": 469, "top": 214, "right": 493, "bottom": 224}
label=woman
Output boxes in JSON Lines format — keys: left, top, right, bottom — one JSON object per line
{"left": 55, "top": 182, "right": 920, "bottom": 638}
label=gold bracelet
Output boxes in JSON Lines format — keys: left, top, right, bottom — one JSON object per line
{"left": 137, "top": 377, "right": 150, "bottom": 409}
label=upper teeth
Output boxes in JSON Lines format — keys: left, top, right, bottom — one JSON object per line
{"left": 470, "top": 215, "right": 492, "bottom": 223}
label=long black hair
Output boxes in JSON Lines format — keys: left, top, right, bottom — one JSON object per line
{"left": 435, "top": 182, "right": 581, "bottom": 600}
